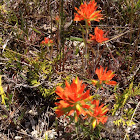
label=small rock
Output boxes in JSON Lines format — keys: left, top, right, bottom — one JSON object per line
{"left": 15, "top": 136, "right": 22, "bottom": 140}
{"left": 31, "top": 130, "right": 38, "bottom": 138}
{"left": 43, "top": 129, "right": 57, "bottom": 139}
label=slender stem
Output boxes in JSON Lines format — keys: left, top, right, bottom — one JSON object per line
{"left": 75, "top": 121, "right": 79, "bottom": 140}
{"left": 56, "top": 17, "right": 59, "bottom": 71}
{"left": 132, "top": 24, "right": 140, "bottom": 61}
{"left": 59, "top": 0, "right": 64, "bottom": 71}
{"left": 81, "top": 30, "right": 85, "bottom": 72}
{"left": 129, "top": 0, "right": 134, "bottom": 44}
{"left": 81, "top": 53, "right": 84, "bottom": 72}
{"left": 48, "top": 0, "right": 53, "bottom": 60}
{"left": 85, "top": 21, "right": 89, "bottom": 69}
{"left": 127, "top": 0, "right": 134, "bottom": 73}
{"left": 50, "top": 45, "right": 53, "bottom": 60}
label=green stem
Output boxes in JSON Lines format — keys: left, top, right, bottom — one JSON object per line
{"left": 50, "top": 45, "right": 53, "bottom": 60}
{"left": 75, "top": 121, "right": 79, "bottom": 140}
{"left": 59, "top": 0, "right": 64, "bottom": 71}
{"left": 85, "top": 21, "right": 89, "bottom": 69}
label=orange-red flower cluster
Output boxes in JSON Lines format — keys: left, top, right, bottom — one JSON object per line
{"left": 89, "top": 27, "right": 109, "bottom": 43}
{"left": 89, "top": 100, "right": 109, "bottom": 128}
{"left": 74, "top": 0, "right": 103, "bottom": 25}
{"left": 55, "top": 77, "right": 92, "bottom": 122}
{"left": 92, "top": 66, "right": 117, "bottom": 86}
{"left": 55, "top": 77, "right": 109, "bottom": 127}
{"left": 55, "top": 15, "right": 60, "bottom": 21}
{"left": 41, "top": 37, "right": 53, "bottom": 45}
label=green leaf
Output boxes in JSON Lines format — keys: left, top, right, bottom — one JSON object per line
{"left": 31, "top": 79, "right": 40, "bottom": 86}
{"left": 75, "top": 47, "right": 79, "bottom": 55}
{"left": 66, "top": 37, "right": 83, "bottom": 42}
{"left": 32, "top": 27, "right": 41, "bottom": 34}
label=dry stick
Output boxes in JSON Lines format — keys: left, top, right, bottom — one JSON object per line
{"left": 123, "top": 101, "right": 140, "bottom": 140}
{"left": 127, "top": 65, "right": 140, "bottom": 82}
{"left": 15, "top": 130, "right": 32, "bottom": 138}
{"left": 105, "top": 43, "right": 118, "bottom": 66}
{"left": 103, "top": 29, "right": 137, "bottom": 68}
{"left": 103, "top": 28, "right": 138, "bottom": 72}
{"left": 102, "top": 29, "right": 135, "bottom": 44}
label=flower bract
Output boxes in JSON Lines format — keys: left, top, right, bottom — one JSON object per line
{"left": 55, "top": 77, "right": 92, "bottom": 122}
{"left": 89, "top": 100, "right": 109, "bottom": 128}
{"left": 74, "top": 0, "right": 103, "bottom": 25}
{"left": 89, "top": 27, "right": 109, "bottom": 43}
{"left": 92, "top": 66, "right": 117, "bottom": 86}
{"left": 41, "top": 37, "right": 53, "bottom": 45}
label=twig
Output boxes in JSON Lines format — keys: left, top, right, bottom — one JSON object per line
{"left": 102, "top": 29, "right": 136, "bottom": 44}
{"left": 123, "top": 101, "right": 140, "bottom": 140}
{"left": 127, "top": 65, "right": 140, "bottom": 82}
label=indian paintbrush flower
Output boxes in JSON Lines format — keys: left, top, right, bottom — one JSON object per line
{"left": 92, "top": 66, "right": 117, "bottom": 86}
{"left": 89, "top": 27, "right": 109, "bottom": 43}
{"left": 55, "top": 77, "right": 109, "bottom": 129}
{"left": 55, "top": 77, "right": 92, "bottom": 122}
{"left": 74, "top": 0, "right": 103, "bottom": 25}
{"left": 41, "top": 37, "right": 53, "bottom": 45}
{"left": 89, "top": 100, "right": 109, "bottom": 128}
